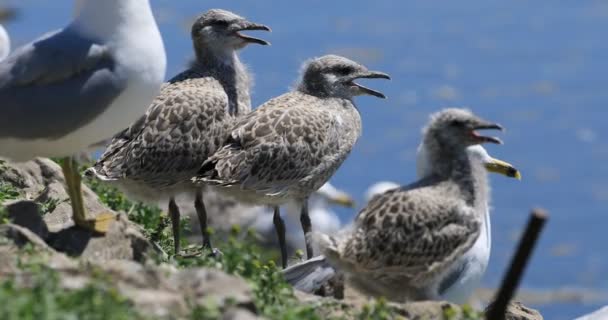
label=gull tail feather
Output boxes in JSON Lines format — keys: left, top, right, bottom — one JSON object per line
{"left": 282, "top": 255, "right": 336, "bottom": 293}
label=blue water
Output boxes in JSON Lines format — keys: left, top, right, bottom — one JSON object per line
{"left": 6, "top": 1, "right": 608, "bottom": 319}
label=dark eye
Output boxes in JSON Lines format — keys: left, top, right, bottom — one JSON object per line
{"left": 334, "top": 66, "right": 353, "bottom": 76}
{"left": 450, "top": 120, "right": 465, "bottom": 127}
{"left": 211, "top": 20, "right": 229, "bottom": 27}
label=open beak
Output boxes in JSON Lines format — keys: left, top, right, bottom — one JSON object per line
{"left": 348, "top": 71, "right": 391, "bottom": 99}
{"left": 471, "top": 122, "right": 504, "bottom": 145}
{"left": 233, "top": 21, "right": 271, "bottom": 46}
{"left": 484, "top": 157, "right": 522, "bottom": 180}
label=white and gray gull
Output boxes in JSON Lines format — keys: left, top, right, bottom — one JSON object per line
{"left": 193, "top": 55, "right": 390, "bottom": 267}
{"left": 286, "top": 108, "right": 518, "bottom": 302}
{"left": 0, "top": 0, "right": 166, "bottom": 233}
{"left": 87, "top": 9, "right": 270, "bottom": 253}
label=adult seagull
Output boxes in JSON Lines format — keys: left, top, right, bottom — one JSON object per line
{"left": 0, "top": 0, "right": 166, "bottom": 233}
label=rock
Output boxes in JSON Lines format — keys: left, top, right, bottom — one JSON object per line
{"left": 485, "top": 301, "right": 543, "bottom": 320}
{"left": 1, "top": 158, "right": 157, "bottom": 262}
{"left": 0, "top": 228, "right": 258, "bottom": 319}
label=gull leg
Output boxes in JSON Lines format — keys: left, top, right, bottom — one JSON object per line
{"left": 168, "top": 197, "right": 181, "bottom": 255}
{"left": 299, "top": 198, "right": 313, "bottom": 259}
{"left": 194, "top": 189, "right": 213, "bottom": 250}
{"left": 61, "top": 156, "right": 113, "bottom": 233}
{"left": 273, "top": 206, "right": 288, "bottom": 268}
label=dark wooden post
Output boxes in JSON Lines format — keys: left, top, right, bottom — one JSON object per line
{"left": 486, "top": 209, "right": 548, "bottom": 320}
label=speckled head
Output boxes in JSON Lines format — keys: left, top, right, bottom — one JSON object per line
{"left": 424, "top": 108, "right": 504, "bottom": 150}
{"left": 191, "top": 9, "right": 271, "bottom": 51}
{"left": 297, "top": 54, "right": 390, "bottom": 99}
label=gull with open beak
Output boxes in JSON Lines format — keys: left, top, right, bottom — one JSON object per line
{"left": 284, "top": 144, "right": 521, "bottom": 302}
{"left": 194, "top": 55, "right": 390, "bottom": 267}
{"left": 88, "top": 9, "right": 270, "bottom": 254}
{"left": 287, "top": 108, "right": 522, "bottom": 302}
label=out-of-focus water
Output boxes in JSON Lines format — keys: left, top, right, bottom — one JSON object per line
{"left": 5, "top": 1, "right": 608, "bottom": 318}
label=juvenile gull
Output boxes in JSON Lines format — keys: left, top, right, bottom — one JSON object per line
{"left": 0, "top": 0, "right": 166, "bottom": 233}
{"left": 283, "top": 146, "right": 520, "bottom": 299}
{"left": 87, "top": 9, "right": 270, "bottom": 253}
{"left": 416, "top": 144, "right": 520, "bottom": 303}
{"left": 194, "top": 55, "right": 390, "bottom": 267}
{"left": 286, "top": 109, "right": 517, "bottom": 302}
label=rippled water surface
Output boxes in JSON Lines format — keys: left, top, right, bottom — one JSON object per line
{"left": 6, "top": 1, "right": 608, "bottom": 318}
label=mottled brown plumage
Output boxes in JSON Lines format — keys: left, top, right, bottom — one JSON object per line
{"left": 87, "top": 9, "right": 270, "bottom": 253}
{"left": 194, "top": 54, "right": 390, "bottom": 266}
{"left": 313, "top": 108, "right": 505, "bottom": 301}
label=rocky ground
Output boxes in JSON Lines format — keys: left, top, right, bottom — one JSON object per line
{"left": 0, "top": 158, "right": 543, "bottom": 319}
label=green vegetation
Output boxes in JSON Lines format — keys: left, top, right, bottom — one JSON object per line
{"left": 0, "top": 262, "right": 143, "bottom": 320}
{"left": 0, "top": 160, "right": 19, "bottom": 204}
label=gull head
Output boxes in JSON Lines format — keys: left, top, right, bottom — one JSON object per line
{"left": 298, "top": 54, "right": 390, "bottom": 99}
{"left": 424, "top": 108, "right": 504, "bottom": 151}
{"left": 191, "top": 9, "right": 271, "bottom": 51}
{"left": 467, "top": 145, "right": 522, "bottom": 180}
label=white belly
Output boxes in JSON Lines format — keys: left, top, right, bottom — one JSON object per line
{"left": 440, "top": 209, "right": 491, "bottom": 304}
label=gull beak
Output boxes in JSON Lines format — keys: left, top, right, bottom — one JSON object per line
{"left": 349, "top": 70, "right": 391, "bottom": 99}
{"left": 328, "top": 193, "right": 356, "bottom": 208}
{"left": 484, "top": 157, "right": 522, "bottom": 180}
{"left": 472, "top": 121, "right": 504, "bottom": 145}
{"left": 233, "top": 21, "right": 271, "bottom": 46}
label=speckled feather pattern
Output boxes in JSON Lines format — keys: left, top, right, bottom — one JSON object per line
{"left": 195, "top": 91, "right": 362, "bottom": 205}
{"left": 91, "top": 61, "right": 251, "bottom": 201}
{"left": 316, "top": 109, "right": 494, "bottom": 302}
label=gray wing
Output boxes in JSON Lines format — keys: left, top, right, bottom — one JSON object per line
{"left": 0, "top": 29, "right": 127, "bottom": 139}
{"left": 340, "top": 184, "right": 480, "bottom": 281}
{"left": 92, "top": 80, "right": 231, "bottom": 188}
{"left": 197, "top": 94, "right": 343, "bottom": 195}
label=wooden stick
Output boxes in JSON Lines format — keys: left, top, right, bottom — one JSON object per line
{"left": 486, "top": 209, "right": 548, "bottom": 320}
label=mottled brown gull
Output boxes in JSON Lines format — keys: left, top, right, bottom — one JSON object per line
{"left": 87, "top": 9, "right": 270, "bottom": 253}
{"left": 193, "top": 55, "right": 390, "bottom": 267}
{"left": 0, "top": 0, "right": 166, "bottom": 233}
{"left": 283, "top": 145, "right": 521, "bottom": 300}
{"left": 307, "top": 108, "right": 509, "bottom": 301}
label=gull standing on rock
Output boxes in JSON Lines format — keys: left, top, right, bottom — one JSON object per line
{"left": 0, "top": 0, "right": 166, "bottom": 233}
{"left": 193, "top": 55, "right": 390, "bottom": 267}
{"left": 87, "top": 9, "right": 270, "bottom": 253}
{"left": 289, "top": 109, "right": 515, "bottom": 301}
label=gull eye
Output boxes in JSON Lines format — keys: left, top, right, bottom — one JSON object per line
{"left": 334, "top": 66, "right": 354, "bottom": 76}
{"left": 450, "top": 120, "right": 465, "bottom": 127}
{"left": 211, "top": 20, "right": 230, "bottom": 27}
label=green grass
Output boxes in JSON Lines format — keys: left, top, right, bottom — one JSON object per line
{"left": 0, "top": 160, "right": 20, "bottom": 204}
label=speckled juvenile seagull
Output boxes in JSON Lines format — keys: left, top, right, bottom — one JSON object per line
{"left": 0, "top": 0, "right": 166, "bottom": 233}
{"left": 87, "top": 9, "right": 270, "bottom": 253}
{"left": 310, "top": 109, "right": 508, "bottom": 301}
{"left": 283, "top": 145, "right": 521, "bottom": 299}
{"left": 193, "top": 55, "right": 390, "bottom": 267}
